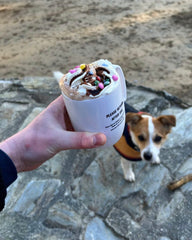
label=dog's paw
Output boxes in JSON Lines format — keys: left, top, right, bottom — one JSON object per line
{"left": 124, "top": 171, "right": 135, "bottom": 182}
{"left": 152, "top": 157, "right": 160, "bottom": 165}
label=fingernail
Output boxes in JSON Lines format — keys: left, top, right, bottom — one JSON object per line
{"left": 92, "top": 136, "right": 97, "bottom": 146}
{"left": 93, "top": 134, "right": 106, "bottom": 146}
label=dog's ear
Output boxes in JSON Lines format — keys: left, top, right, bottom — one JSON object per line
{"left": 126, "top": 113, "right": 143, "bottom": 126}
{"left": 157, "top": 115, "right": 176, "bottom": 133}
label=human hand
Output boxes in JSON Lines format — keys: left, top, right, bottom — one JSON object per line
{"left": 0, "top": 96, "right": 106, "bottom": 172}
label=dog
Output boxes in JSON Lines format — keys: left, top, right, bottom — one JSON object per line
{"left": 114, "top": 103, "right": 176, "bottom": 182}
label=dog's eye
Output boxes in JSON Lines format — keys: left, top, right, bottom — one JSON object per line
{"left": 138, "top": 135, "right": 145, "bottom": 141}
{"left": 154, "top": 135, "right": 162, "bottom": 143}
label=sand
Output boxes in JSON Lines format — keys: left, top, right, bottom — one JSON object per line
{"left": 0, "top": 0, "right": 192, "bottom": 105}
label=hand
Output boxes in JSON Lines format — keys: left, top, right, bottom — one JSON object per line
{"left": 0, "top": 96, "right": 106, "bottom": 172}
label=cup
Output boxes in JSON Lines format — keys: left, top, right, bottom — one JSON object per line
{"left": 61, "top": 65, "right": 127, "bottom": 147}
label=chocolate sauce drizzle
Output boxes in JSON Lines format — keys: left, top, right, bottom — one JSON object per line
{"left": 96, "top": 67, "right": 110, "bottom": 76}
{"left": 69, "top": 65, "right": 88, "bottom": 86}
{"left": 69, "top": 65, "right": 111, "bottom": 96}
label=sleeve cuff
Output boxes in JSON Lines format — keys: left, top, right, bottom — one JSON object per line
{"left": 0, "top": 149, "right": 17, "bottom": 188}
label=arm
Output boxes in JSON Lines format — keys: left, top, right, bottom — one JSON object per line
{"left": 0, "top": 95, "right": 106, "bottom": 173}
{"left": 0, "top": 95, "right": 106, "bottom": 211}
{"left": 0, "top": 150, "right": 17, "bottom": 211}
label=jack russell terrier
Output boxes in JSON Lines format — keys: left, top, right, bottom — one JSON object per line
{"left": 114, "top": 103, "right": 176, "bottom": 182}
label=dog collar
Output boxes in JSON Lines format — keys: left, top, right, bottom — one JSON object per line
{"left": 126, "top": 124, "right": 140, "bottom": 152}
{"left": 114, "top": 123, "right": 142, "bottom": 162}
{"left": 114, "top": 102, "right": 142, "bottom": 162}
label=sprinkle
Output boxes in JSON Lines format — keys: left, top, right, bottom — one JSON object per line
{"left": 112, "top": 75, "right": 118, "bottom": 81}
{"left": 89, "top": 71, "right": 93, "bottom": 75}
{"left": 98, "top": 82, "right": 104, "bottom": 89}
{"left": 104, "top": 81, "right": 110, "bottom": 86}
{"left": 94, "top": 80, "right": 99, "bottom": 86}
{"left": 69, "top": 69, "right": 77, "bottom": 74}
{"left": 80, "top": 64, "right": 86, "bottom": 70}
{"left": 96, "top": 76, "right": 101, "bottom": 81}
{"left": 102, "top": 63, "right": 108, "bottom": 67}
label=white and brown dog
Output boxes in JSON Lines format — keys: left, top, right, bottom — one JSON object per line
{"left": 114, "top": 103, "right": 176, "bottom": 182}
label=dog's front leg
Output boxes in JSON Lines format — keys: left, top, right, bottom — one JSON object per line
{"left": 121, "top": 158, "right": 135, "bottom": 182}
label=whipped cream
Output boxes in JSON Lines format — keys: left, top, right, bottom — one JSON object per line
{"left": 59, "top": 59, "right": 120, "bottom": 100}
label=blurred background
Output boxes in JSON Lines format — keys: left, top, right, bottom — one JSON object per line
{"left": 0, "top": 0, "right": 192, "bottom": 105}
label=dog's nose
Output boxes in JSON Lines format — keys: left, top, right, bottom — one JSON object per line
{"left": 144, "top": 151, "right": 152, "bottom": 161}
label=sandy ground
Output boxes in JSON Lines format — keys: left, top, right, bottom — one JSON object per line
{"left": 0, "top": 0, "right": 192, "bottom": 105}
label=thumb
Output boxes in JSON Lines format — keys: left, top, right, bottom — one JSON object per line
{"left": 58, "top": 131, "right": 107, "bottom": 150}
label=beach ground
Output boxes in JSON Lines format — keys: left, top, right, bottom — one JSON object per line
{"left": 0, "top": 0, "right": 192, "bottom": 105}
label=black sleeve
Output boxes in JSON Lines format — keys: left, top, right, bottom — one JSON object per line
{"left": 0, "top": 171, "right": 7, "bottom": 211}
{"left": 0, "top": 149, "right": 17, "bottom": 211}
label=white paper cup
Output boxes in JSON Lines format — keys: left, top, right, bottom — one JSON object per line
{"left": 61, "top": 65, "right": 127, "bottom": 147}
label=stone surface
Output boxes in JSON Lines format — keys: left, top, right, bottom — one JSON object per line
{"left": 44, "top": 202, "right": 82, "bottom": 231}
{"left": 106, "top": 207, "right": 140, "bottom": 239}
{"left": 84, "top": 217, "right": 122, "bottom": 240}
{"left": 12, "top": 179, "right": 61, "bottom": 216}
{"left": 0, "top": 76, "right": 192, "bottom": 240}
{"left": 163, "top": 107, "right": 192, "bottom": 147}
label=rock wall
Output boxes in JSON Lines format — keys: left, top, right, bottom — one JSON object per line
{"left": 0, "top": 77, "right": 192, "bottom": 240}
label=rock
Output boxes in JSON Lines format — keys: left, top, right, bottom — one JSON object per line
{"left": 158, "top": 237, "right": 172, "bottom": 240}
{"left": 0, "top": 101, "right": 31, "bottom": 139}
{"left": 44, "top": 202, "right": 82, "bottom": 231}
{"left": 106, "top": 207, "right": 140, "bottom": 239}
{"left": 0, "top": 79, "right": 15, "bottom": 91}
{"left": 84, "top": 217, "right": 122, "bottom": 240}
{"left": 21, "top": 76, "right": 60, "bottom": 104}
{"left": 1, "top": 76, "right": 192, "bottom": 240}
{"left": 71, "top": 147, "right": 128, "bottom": 216}
{"left": 163, "top": 108, "right": 192, "bottom": 148}
{"left": 22, "top": 76, "right": 58, "bottom": 91}
{"left": 114, "top": 191, "right": 147, "bottom": 221}
{"left": 11, "top": 179, "right": 61, "bottom": 217}
{"left": 177, "top": 157, "right": 192, "bottom": 193}
{"left": 157, "top": 191, "right": 185, "bottom": 223}
{"left": 160, "top": 142, "right": 192, "bottom": 175}
{"left": 73, "top": 153, "right": 170, "bottom": 218}
{"left": 126, "top": 84, "right": 159, "bottom": 111}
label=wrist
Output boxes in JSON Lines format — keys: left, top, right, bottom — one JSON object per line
{"left": 0, "top": 132, "right": 25, "bottom": 173}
